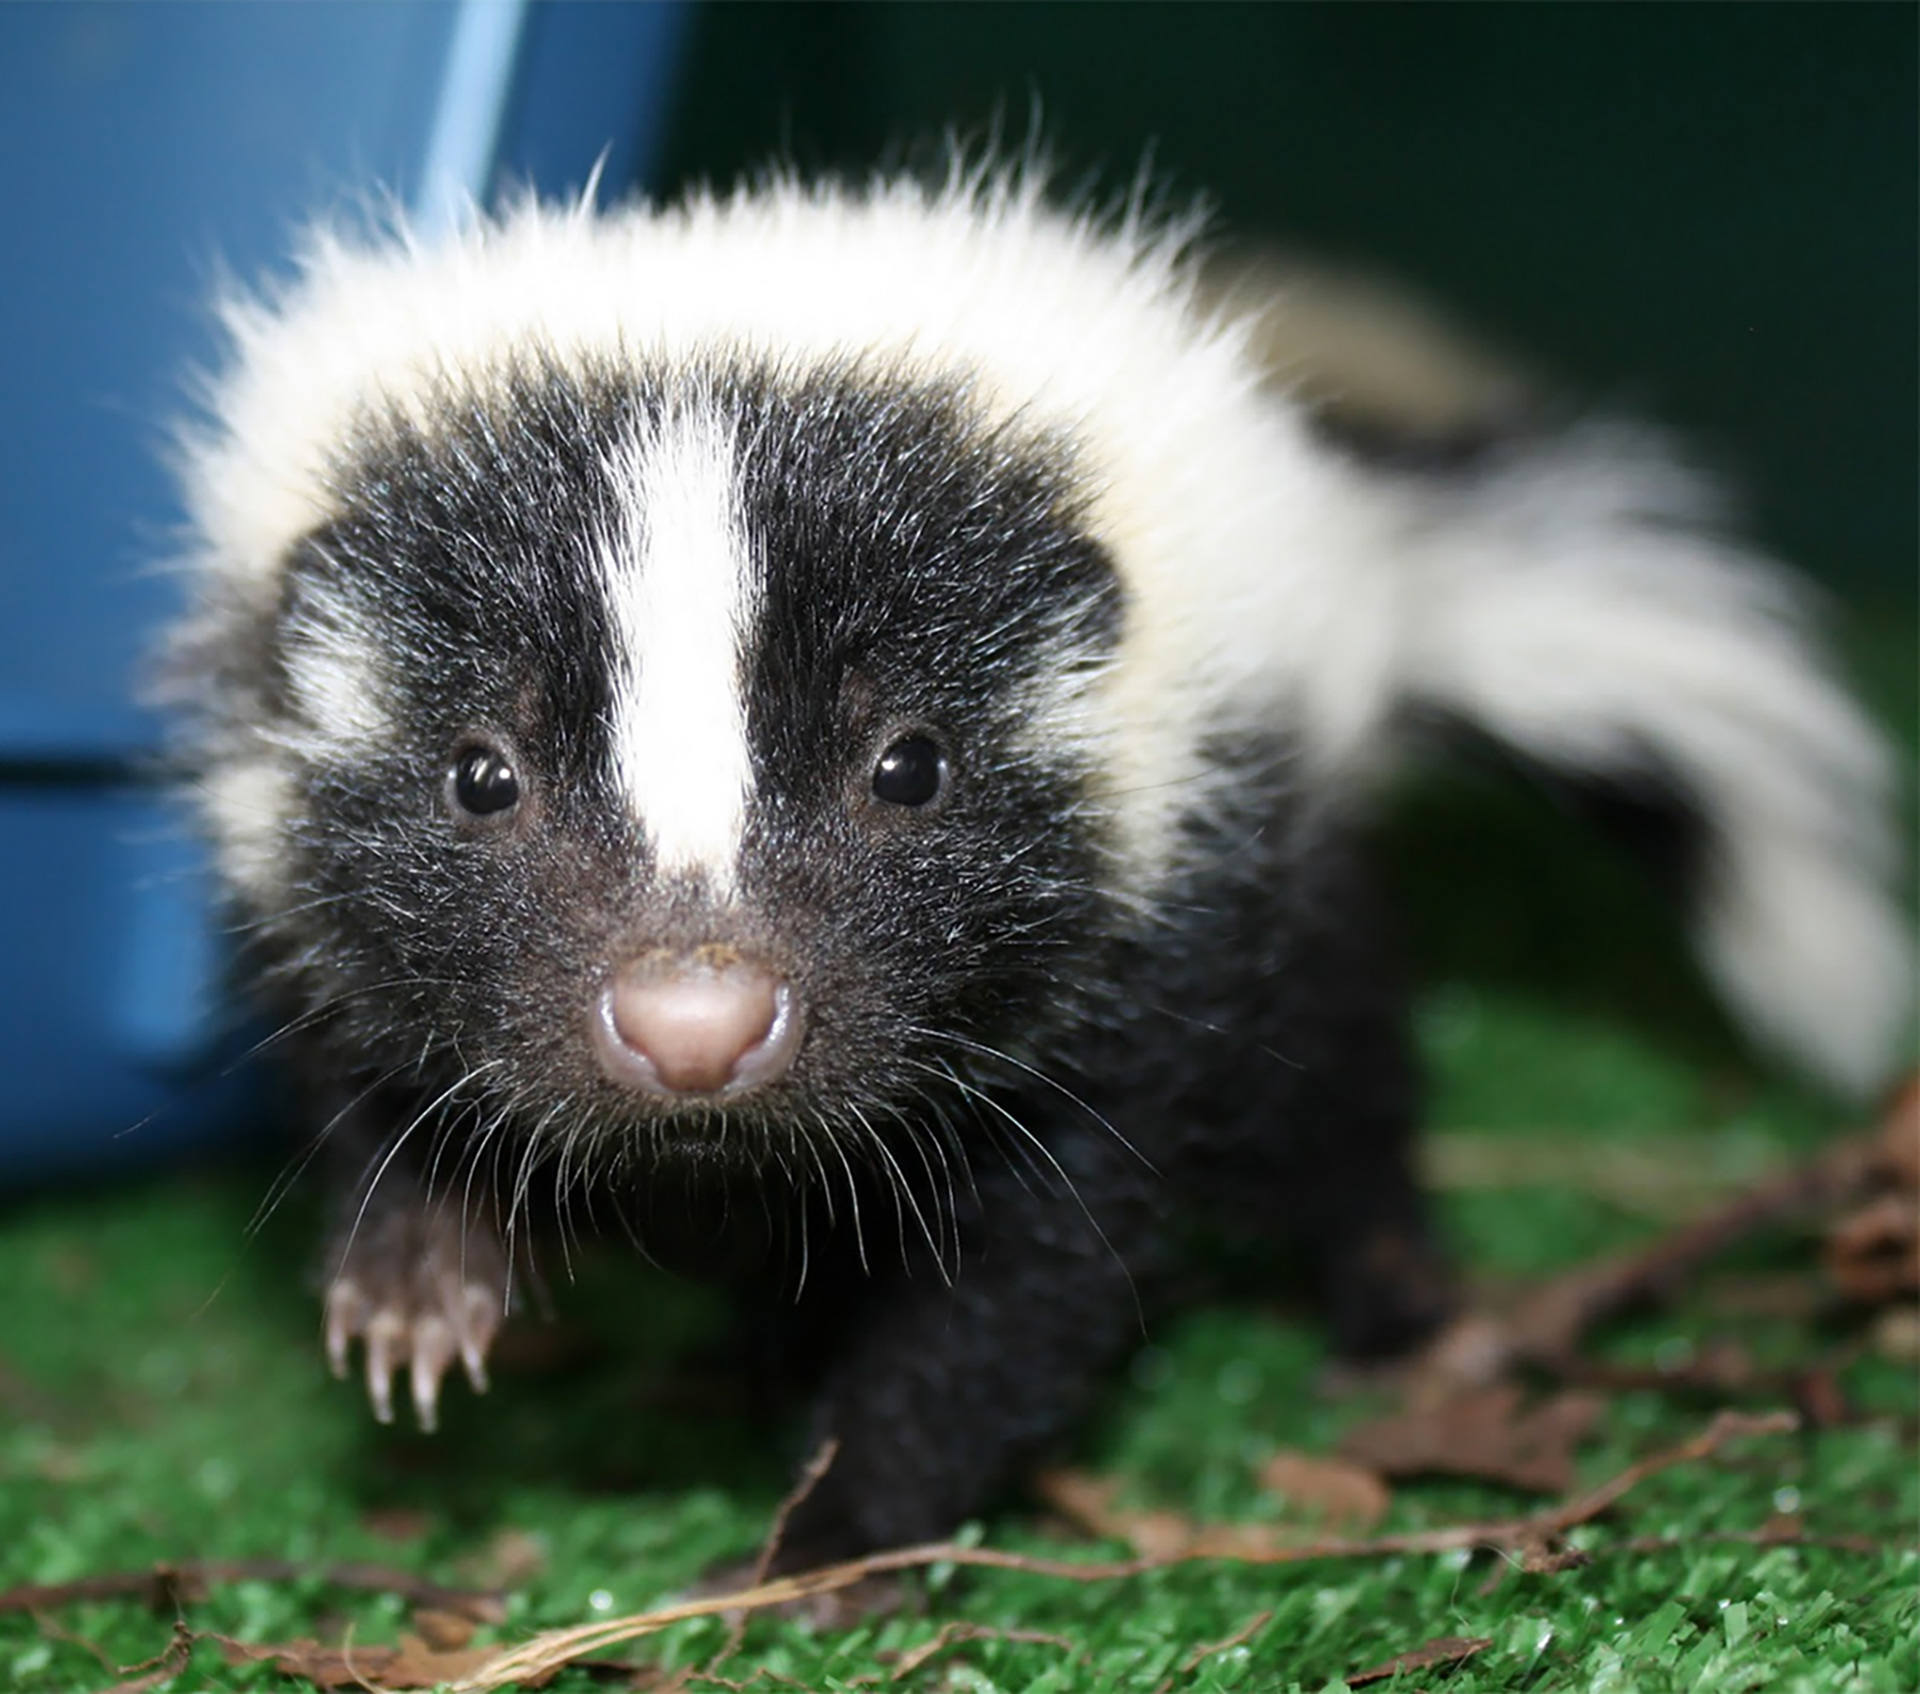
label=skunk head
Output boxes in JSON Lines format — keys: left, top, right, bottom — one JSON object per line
{"left": 197, "top": 349, "right": 1126, "bottom": 1160}
{"left": 170, "top": 168, "right": 1330, "bottom": 1167}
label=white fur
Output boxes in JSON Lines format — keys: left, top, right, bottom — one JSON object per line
{"left": 176, "top": 165, "right": 1913, "bottom": 1096}
{"left": 201, "top": 756, "right": 298, "bottom": 906}
{"left": 602, "top": 410, "right": 757, "bottom": 889}
{"left": 1356, "top": 428, "right": 1909, "bottom": 1096}
{"left": 281, "top": 574, "right": 395, "bottom": 757}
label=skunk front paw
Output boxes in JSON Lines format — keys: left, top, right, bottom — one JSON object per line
{"left": 323, "top": 1200, "right": 509, "bottom": 1431}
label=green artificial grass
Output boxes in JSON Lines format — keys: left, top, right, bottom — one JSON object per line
{"left": 2, "top": 617, "right": 1914, "bottom": 1692}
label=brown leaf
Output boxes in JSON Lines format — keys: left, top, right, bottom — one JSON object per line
{"left": 1824, "top": 1193, "right": 1919, "bottom": 1303}
{"left": 1789, "top": 1363, "right": 1856, "bottom": 1429}
{"left": 1872, "top": 1074, "right": 1920, "bottom": 1189}
{"left": 1034, "top": 1469, "right": 1317, "bottom": 1560}
{"left": 1822, "top": 1074, "right": 1920, "bottom": 1304}
{"left": 360, "top": 1507, "right": 435, "bottom": 1544}
{"left": 391, "top": 1633, "right": 523, "bottom": 1688}
{"left": 1340, "top": 1385, "right": 1604, "bottom": 1494}
{"left": 1256, "top": 1449, "right": 1392, "bottom": 1530}
{"left": 412, "top": 1608, "right": 480, "bottom": 1651}
{"left": 1521, "top": 1543, "right": 1592, "bottom": 1575}
{"left": 1032, "top": 1469, "right": 1200, "bottom": 1558}
{"left": 455, "top": 1526, "right": 550, "bottom": 1591}
{"left": 217, "top": 1631, "right": 512, "bottom": 1691}
{"left": 1345, "top": 1634, "right": 1493, "bottom": 1687}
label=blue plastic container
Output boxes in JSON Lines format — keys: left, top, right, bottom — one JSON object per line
{"left": 0, "top": 0, "right": 687, "bottom": 1182}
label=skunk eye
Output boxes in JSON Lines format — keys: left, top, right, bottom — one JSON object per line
{"left": 447, "top": 742, "right": 521, "bottom": 820}
{"left": 871, "top": 735, "right": 947, "bottom": 808}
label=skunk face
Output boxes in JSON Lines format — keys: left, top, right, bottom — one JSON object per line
{"left": 254, "top": 357, "right": 1121, "bottom": 1162}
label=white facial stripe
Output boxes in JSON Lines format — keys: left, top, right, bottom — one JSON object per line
{"left": 604, "top": 410, "right": 757, "bottom": 889}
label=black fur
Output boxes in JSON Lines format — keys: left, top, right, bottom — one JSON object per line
{"left": 238, "top": 357, "right": 1442, "bottom": 1568}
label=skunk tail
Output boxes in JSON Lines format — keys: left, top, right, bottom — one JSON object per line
{"left": 1353, "top": 421, "right": 1910, "bottom": 1098}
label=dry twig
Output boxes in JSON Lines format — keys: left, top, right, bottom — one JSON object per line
{"left": 1177, "top": 1609, "right": 1274, "bottom": 1675}
{"left": 96, "top": 1620, "right": 195, "bottom": 1694}
{"left": 750, "top": 1438, "right": 839, "bottom": 1588}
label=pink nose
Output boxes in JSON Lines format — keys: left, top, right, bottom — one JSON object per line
{"left": 592, "top": 956, "right": 802, "bottom": 1097}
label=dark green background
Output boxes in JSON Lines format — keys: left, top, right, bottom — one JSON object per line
{"left": 647, "top": 2, "right": 1916, "bottom": 605}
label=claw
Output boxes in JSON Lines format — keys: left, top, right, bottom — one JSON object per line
{"left": 320, "top": 1205, "right": 509, "bottom": 1430}
{"left": 459, "top": 1283, "right": 501, "bottom": 1394}
{"left": 409, "top": 1312, "right": 459, "bottom": 1432}
{"left": 365, "top": 1312, "right": 403, "bottom": 1424}
{"left": 325, "top": 1280, "right": 368, "bottom": 1380}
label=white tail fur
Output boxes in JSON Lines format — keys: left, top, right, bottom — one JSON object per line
{"left": 1362, "top": 423, "right": 1911, "bottom": 1097}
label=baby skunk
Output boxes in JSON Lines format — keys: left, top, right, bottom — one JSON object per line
{"left": 165, "top": 164, "right": 1910, "bottom": 1566}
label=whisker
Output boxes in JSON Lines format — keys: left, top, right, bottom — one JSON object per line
{"left": 244, "top": 1055, "right": 421, "bottom": 1241}
{"left": 904, "top": 1036, "right": 1143, "bottom": 1323}
{"left": 333, "top": 1057, "right": 495, "bottom": 1284}
{"left": 902, "top": 1055, "right": 1036, "bottom": 1200}
{"left": 895, "top": 1105, "right": 963, "bottom": 1281}
{"left": 850, "top": 1104, "right": 950, "bottom": 1287}
{"left": 905, "top": 1023, "right": 1157, "bottom": 1178}
{"left": 823, "top": 1128, "right": 869, "bottom": 1276}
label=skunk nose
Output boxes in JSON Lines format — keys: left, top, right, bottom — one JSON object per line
{"left": 592, "top": 955, "right": 802, "bottom": 1097}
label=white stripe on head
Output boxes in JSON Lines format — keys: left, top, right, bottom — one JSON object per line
{"left": 603, "top": 407, "right": 758, "bottom": 892}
